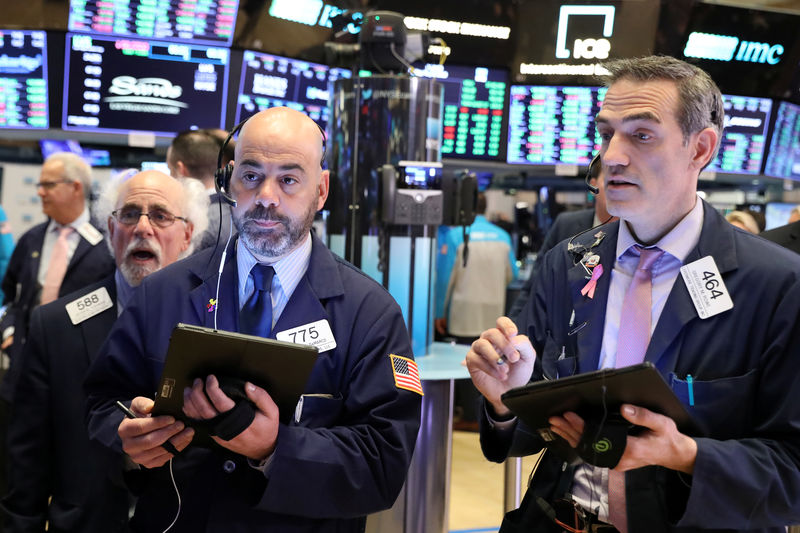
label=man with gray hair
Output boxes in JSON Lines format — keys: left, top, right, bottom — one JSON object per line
{"left": 2, "top": 170, "right": 208, "bottom": 532}
{"left": 0, "top": 152, "right": 115, "bottom": 401}
{"left": 467, "top": 56, "right": 800, "bottom": 532}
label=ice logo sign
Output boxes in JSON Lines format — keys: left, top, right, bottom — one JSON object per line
{"left": 555, "top": 5, "right": 616, "bottom": 60}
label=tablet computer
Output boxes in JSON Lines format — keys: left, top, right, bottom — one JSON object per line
{"left": 500, "top": 362, "right": 703, "bottom": 462}
{"left": 152, "top": 323, "right": 318, "bottom": 426}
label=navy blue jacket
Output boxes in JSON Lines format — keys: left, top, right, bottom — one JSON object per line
{"left": 1, "top": 221, "right": 115, "bottom": 402}
{"left": 3, "top": 276, "right": 129, "bottom": 533}
{"left": 482, "top": 202, "right": 800, "bottom": 532}
{"left": 84, "top": 235, "right": 421, "bottom": 533}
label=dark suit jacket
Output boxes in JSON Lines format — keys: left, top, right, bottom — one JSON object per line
{"left": 483, "top": 202, "right": 800, "bottom": 532}
{"left": 760, "top": 220, "right": 800, "bottom": 254}
{"left": 0, "top": 221, "right": 115, "bottom": 401}
{"left": 84, "top": 235, "right": 421, "bottom": 532}
{"left": 508, "top": 208, "right": 595, "bottom": 320}
{"left": 2, "top": 276, "right": 130, "bottom": 533}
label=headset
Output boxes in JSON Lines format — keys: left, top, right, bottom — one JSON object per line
{"left": 584, "top": 152, "right": 601, "bottom": 195}
{"left": 214, "top": 116, "right": 329, "bottom": 207}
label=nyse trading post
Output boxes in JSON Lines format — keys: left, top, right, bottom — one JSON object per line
{"left": 507, "top": 85, "right": 606, "bottom": 165}
{"left": 62, "top": 34, "right": 230, "bottom": 135}
{"left": 235, "top": 50, "right": 351, "bottom": 129}
{"left": 0, "top": 30, "right": 48, "bottom": 129}
{"left": 707, "top": 94, "right": 771, "bottom": 175}
{"left": 414, "top": 64, "right": 508, "bottom": 160}
{"left": 765, "top": 101, "right": 800, "bottom": 179}
{"left": 68, "top": 0, "right": 238, "bottom": 46}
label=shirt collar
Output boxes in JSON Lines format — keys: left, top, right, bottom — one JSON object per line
{"left": 237, "top": 233, "right": 313, "bottom": 295}
{"left": 616, "top": 196, "right": 704, "bottom": 263}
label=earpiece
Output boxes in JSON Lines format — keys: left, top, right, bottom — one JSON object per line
{"left": 214, "top": 115, "right": 329, "bottom": 208}
{"left": 585, "top": 153, "right": 600, "bottom": 195}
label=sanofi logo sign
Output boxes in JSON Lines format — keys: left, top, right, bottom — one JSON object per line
{"left": 684, "top": 32, "right": 784, "bottom": 65}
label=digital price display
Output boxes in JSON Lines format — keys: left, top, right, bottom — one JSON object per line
{"left": 63, "top": 33, "right": 229, "bottom": 135}
{"left": 507, "top": 85, "right": 606, "bottom": 165}
{"left": 764, "top": 101, "right": 800, "bottom": 179}
{"left": 235, "top": 50, "right": 352, "bottom": 129}
{"left": 708, "top": 94, "right": 771, "bottom": 175}
{"left": 0, "top": 30, "right": 48, "bottom": 129}
{"left": 414, "top": 63, "right": 508, "bottom": 160}
{"left": 68, "top": 0, "right": 238, "bottom": 46}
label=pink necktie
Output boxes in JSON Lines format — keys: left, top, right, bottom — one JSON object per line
{"left": 608, "top": 245, "right": 664, "bottom": 532}
{"left": 41, "top": 226, "right": 73, "bottom": 305}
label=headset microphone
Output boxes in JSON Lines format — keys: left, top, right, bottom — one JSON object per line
{"left": 585, "top": 153, "right": 600, "bottom": 195}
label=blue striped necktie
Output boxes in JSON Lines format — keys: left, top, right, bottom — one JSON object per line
{"left": 239, "top": 264, "right": 275, "bottom": 337}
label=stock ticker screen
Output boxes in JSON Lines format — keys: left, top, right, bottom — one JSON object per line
{"left": 68, "top": 0, "right": 238, "bottom": 46}
{"left": 414, "top": 63, "right": 508, "bottom": 160}
{"left": 507, "top": 85, "right": 606, "bottom": 165}
{"left": 62, "top": 33, "right": 229, "bottom": 135}
{"left": 764, "top": 101, "right": 800, "bottom": 179}
{"left": 708, "top": 94, "right": 771, "bottom": 175}
{"left": 235, "top": 50, "right": 351, "bottom": 129}
{"left": 0, "top": 30, "right": 48, "bottom": 129}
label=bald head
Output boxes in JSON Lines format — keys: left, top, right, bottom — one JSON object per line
{"left": 237, "top": 107, "right": 326, "bottom": 170}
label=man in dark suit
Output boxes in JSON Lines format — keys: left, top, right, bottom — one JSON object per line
{"left": 760, "top": 220, "right": 800, "bottom": 254}
{"left": 507, "top": 161, "right": 614, "bottom": 320}
{"left": 466, "top": 56, "right": 800, "bottom": 532}
{"left": 0, "top": 152, "right": 115, "bottom": 402}
{"left": 167, "top": 129, "right": 231, "bottom": 251}
{"left": 1, "top": 170, "right": 206, "bottom": 532}
{"left": 84, "top": 107, "right": 421, "bottom": 532}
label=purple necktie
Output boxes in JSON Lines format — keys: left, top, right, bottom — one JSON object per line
{"left": 609, "top": 244, "right": 664, "bottom": 532}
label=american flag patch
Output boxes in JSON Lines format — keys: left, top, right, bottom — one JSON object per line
{"left": 390, "top": 354, "right": 423, "bottom": 396}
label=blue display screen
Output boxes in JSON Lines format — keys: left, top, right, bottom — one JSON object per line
{"left": 0, "top": 30, "right": 48, "bottom": 129}
{"left": 764, "top": 101, "right": 800, "bottom": 179}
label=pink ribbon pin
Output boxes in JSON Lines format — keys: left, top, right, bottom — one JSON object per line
{"left": 580, "top": 264, "right": 604, "bottom": 299}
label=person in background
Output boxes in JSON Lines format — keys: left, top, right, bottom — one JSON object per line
{"left": 0, "top": 207, "right": 14, "bottom": 303}
{"left": 788, "top": 205, "right": 800, "bottom": 225}
{"left": 0, "top": 153, "right": 115, "bottom": 528}
{"left": 507, "top": 161, "right": 616, "bottom": 321}
{"left": 167, "top": 129, "right": 233, "bottom": 251}
{"left": 725, "top": 210, "right": 759, "bottom": 234}
{"left": 84, "top": 107, "right": 421, "bottom": 532}
{"left": 435, "top": 192, "right": 517, "bottom": 428}
{"left": 1, "top": 170, "right": 207, "bottom": 533}
{"left": 467, "top": 55, "right": 800, "bottom": 532}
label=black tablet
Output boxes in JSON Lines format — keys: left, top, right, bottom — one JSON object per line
{"left": 152, "top": 323, "right": 318, "bottom": 426}
{"left": 500, "top": 362, "right": 703, "bottom": 463}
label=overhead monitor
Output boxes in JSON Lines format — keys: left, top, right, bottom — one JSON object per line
{"left": 235, "top": 49, "right": 352, "bottom": 129}
{"left": 414, "top": 63, "right": 507, "bottom": 160}
{"left": 68, "top": 0, "right": 238, "bottom": 46}
{"left": 707, "top": 94, "right": 771, "bottom": 175}
{"left": 0, "top": 30, "right": 48, "bottom": 129}
{"left": 764, "top": 101, "right": 800, "bottom": 180}
{"left": 62, "top": 33, "right": 230, "bottom": 136}
{"left": 506, "top": 85, "right": 605, "bottom": 165}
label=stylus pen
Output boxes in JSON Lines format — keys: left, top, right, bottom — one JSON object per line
{"left": 115, "top": 400, "right": 181, "bottom": 456}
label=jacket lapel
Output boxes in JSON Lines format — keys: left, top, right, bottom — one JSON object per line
{"left": 646, "top": 201, "right": 738, "bottom": 371}
{"left": 569, "top": 222, "right": 618, "bottom": 373}
{"left": 187, "top": 243, "right": 239, "bottom": 331}
{"left": 80, "top": 277, "right": 118, "bottom": 363}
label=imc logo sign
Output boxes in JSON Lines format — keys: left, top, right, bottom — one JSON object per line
{"left": 684, "top": 32, "right": 784, "bottom": 65}
{"left": 555, "top": 5, "right": 616, "bottom": 60}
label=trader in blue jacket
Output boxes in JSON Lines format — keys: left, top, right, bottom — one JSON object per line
{"left": 466, "top": 56, "right": 800, "bottom": 532}
{"left": 84, "top": 107, "right": 422, "bottom": 533}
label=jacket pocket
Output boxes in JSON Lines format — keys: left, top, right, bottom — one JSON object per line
{"left": 669, "top": 369, "right": 757, "bottom": 439}
{"left": 292, "top": 393, "right": 344, "bottom": 427}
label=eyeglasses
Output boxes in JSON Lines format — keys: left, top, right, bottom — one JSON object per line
{"left": 36, "top": 179, "right": 73, "bottom": 190}
{"left": 111, "top": 207, "right": 188, "bottom": 228}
